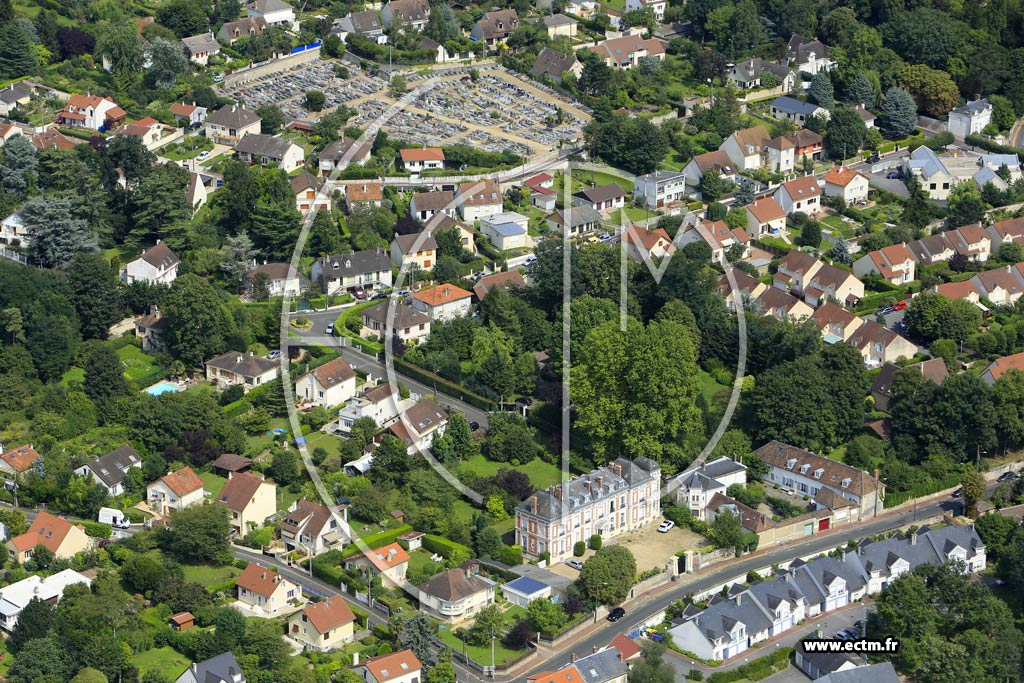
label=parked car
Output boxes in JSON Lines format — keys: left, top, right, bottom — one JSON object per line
{"left": 266, "top": 350, "right": 281, "bottom": 360}
{"left": 370, "top": 293, "right": 387, "bottom": 301}
{"left": 353, "top": 288, "right": 366, "bottom": 300}
{"left": 468, "top": 421, "right": 480, "bottom": 431}
{"left": 886, "top": 170, "right": 901, "bottom": 179}
{"left": 893, "top": 300, "right": 908, "bottom": 311}
{"left": 867, "top": 153, "right": 880, "bottom": 163}
{"left": 951, "top": 488, "right": 963, "bottom": 498}
{"left": 566, "top": 559, "right": 584, "bottom": 570}
{"left": 657, "top": 520, "right": 675, "bottom": 533}
{"left": 997, "top": 471, "right": 1019, "bottom": 483}
{"left": 325, "top": 323, "right": 335, "bottom": 335}
{"left": 607, "top": 607, "right": 625, "bottom": 622}
{"left": 196, "top": 151, "right": 211, "bottom": 162}
{"left": 878, "top": 306, "right": 895, "bottom": 316}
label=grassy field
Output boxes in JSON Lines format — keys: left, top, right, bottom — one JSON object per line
{"left": 118, "top": 344, "right": 162, "bottom": 382}
{"left": 437, "top": 624, "right": 527, "bottom": 666}
{"left": 610, "top": 206, "right": 655, "bottom": 224}
{"left": 181, "top": 563, "right": 242, "bottom": 585}
{"left": 199, "top": 471, "right": 228, "bottom": 499}
{"left": 131, "top": 646, "right": 191, "bottom": 677}
{"left": 457, "top": 455, "right": 564, "bottom": 489}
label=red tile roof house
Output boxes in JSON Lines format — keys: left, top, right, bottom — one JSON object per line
{"left": 745, "top": 197, "right": 787, "bottom": 237}
{"left": 0, "top": 444, "right": 40, "bottom": 480}
{"left": 717, "top": 270, "right": 767, "bottom": 311}
{"left": 987, "top": 217, "right": 1024, "bottom": 248}
{"left": 236, "top": 563, "right": 301, "bottom": 615}
{"left": 981, "top": 351, "right": 1024, "bottom": 385}
{"left": 400, "top": 147, "right": 444, "bottom": 174}
{"left": 810, "top": 301, "right": 864, "bottom": 343}
{"left": 933, "top": 279, "right": 982, "bottom": 305}
{"left": 774, "top": 175, "right": 823, "bottom": 216}
{"left": 823, "top": 166, "right": 869, "bottom": 205}
{"left": 354, "top": 649, "right": 422, "bottom": 683}
{"left": 678, "top": 220, "right": 750, "bottom": 263}
{"left": 411, "top": 284, "right": 474, "bottom": 321}
{"left": 344, "top": 541, "right": 410, "bottom": 588}
{"left": 622, "top": 225, "right": 676, "bottom": 263}
{"left": 56, "top": 93, "right": 126, "bottom": 130}
{"left": 472, "top": 269, "right": 526, "bottom": 300}
{"left": 852, "top": 243, "right": 915, "bottom": 285}
{"left": 6, "top": 510, "right": 92, "bottom": 564}
{"left": 287, "top": 596, "right": 356, "bottom": 651}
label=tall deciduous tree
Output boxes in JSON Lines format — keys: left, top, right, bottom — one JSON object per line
{"left": 824, "top": 106, "right": 867, "bottom": 160}
{"left": 162, "top": 273, "right": 229, "bottom": 366}
{"left": 577, "top": 545, "right": 636, "bottom": 606}
{"left": 160, "top": 502, "right": 233, "bottom": 564}
{"left": 84, "top": 345, "right": 130, "bottom": 405}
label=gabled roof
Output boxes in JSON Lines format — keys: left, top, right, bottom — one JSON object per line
{"left": 317, "top": 249, "right": 391, "bottom": 277}
{"left": 169, "top": 102, "right": 201, "bottom": 117}
{"left": 158, "top": 467, "right": 205, "bottom": 497}
{"left": 300, "top": 596, "right": 355, "bottom": 633}
{"left": 418, "top": 566, "right": 494, "bottom": 601}
{"left": 778, "top": 175, "right": 822, "bottom": 201}
{"left": 206, "top": 351, "right": 277, "bottom": 377}
{"left": 810, "top": 302, "right": 860, "bottom": 331}
{"left": 475, "top": 9, "right": 518, "bottom": 40}
{"left": 238, "top": 563, "right": 291, "bottom": 598}
{"left": 9, "top": 511, "right": 80, "bottom": 553}
{"left": 573, "top": 648, "right": 629, "bottom": 683}
{"left": 218, "top": 471, "right": 275, "bottom": 512}
{"left": 400, "top": 147, "right": 444, "bottom": 162}
{"left": 213, "top": 453, "right": 252, "bottom": 472}
{"left": 623, "top": 226, "right": 674, "bottom": 254}
{"left": 786, "top": 35, "right": 830, "bottom": 64}
{"left": 771, "top": 96, "right": 822, "bottom": 117}
{"left": 546, "top": 206, "right": 603, "bottom": 228}
{"left": 1, "top": 445, "right": 40, "bottom": 473}
{"left": 396, "top": 398, "right": 448, "bottom": 440}
{"left": 32, "top": 128, "right": 75, "bottom": 151}
{"left": 364, "top": 650, "right": 422, "bottom": 682}
{"left": 249, "top": 0, "right": 293, "bottom": 13}
{"left": 348, "top": 182, "right": 383, "bottom": 202}
{"left": 529, "top": 668, "right": 583, "bottom": 683}
{"left": 729, "top": 126, "right": 771, "bottom": 155}
{"left": 815, "top": 662, "right": 900, "bottom": 683}
{"left": 575, "top": 183, "right": 626, "bottom": 204}
{"left": 82, "top": 445, "right": 141, "bottom": 488}
{"left": 206, "top": 105, "right": 260, "bottom": 129}
{"left": 754, "top": 440, "right": 881, "bottom": 497}
{"left": 531, "top": 47, "right": 580, "bottom": 79}
{"left": 823, "top": 166, "right": 867, "bottom": 188}
{"left": 473, "top": 270, "right": 526, "bottom": 300}
{"left": 358, "top": 541, "right": 410, "bottom": 571}
{"left": 362, "top": 301, "right": 431, "bottom": 328}
{"left": 0, "top": 84, "right": 30, "bottom": 104}
{"left": 982, "top": 351, "right": 1024, "bottom": 381}
{"left": 784, "top": 129, "right": 824, "bottom": 148}
{"left": 691, "top": 149, "right": 734, "bottom": 175}
{"left": 185, "top": 652, "right": 246, "bottom": 683}
{"left": 319, "top": 136, "right": 371, "bottom": 163}
{"left": 413, "top": 284, "right": 473, "bottom": 306}
{"left": 746, "top": 198, "right": 786, "bottom": 223}
{"left": 590, "top": 35, "right": 666, "bottom": 64}
{"left": 607, "top": 633, "right": 642, "bottom": 661}
{"left": 411, "top": 190, "right": 455, "bottom": 212}
{"left": 137, "top": 243, "right": 179, "bottom": 269}
{"left": 458, "top": 180, "right": 502, "bottom": 206}
{"left": 182, "top": 32, "right": 221, "bottom": 55}
{"left": 777, "top": 250, "right": 821, "bottom": 277}
{"left": 311, "top": 356, "right": 356, "bottom": 389}
{"left": 235, "top": 133, "right": 300, "bottom": 159}
{"left": 281, "top": 499, "right": 335, "bottom": 539}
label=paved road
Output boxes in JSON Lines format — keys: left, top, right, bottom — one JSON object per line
{"left": 287, "top": 308, "right": 490, "bottom": 429}
{"left": 517, "top": 494, "right": 962, "bottom": 680}
{"left": 1010, "top": 117, "right": 1024, "bottom": 149}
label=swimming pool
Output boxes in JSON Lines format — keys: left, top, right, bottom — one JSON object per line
{"left": 145, "top": 381, "right": 182, "bottom": 396}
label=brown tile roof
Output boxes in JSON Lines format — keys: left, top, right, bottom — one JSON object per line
{"left": 139, "top": 243, "right": 179, "bottom": 269}
{"left": 754, "top": 440, "right": 881, "bottom": 497}
{"left": 32, "top": 129, "right": 75, "bottom": 150}
{"left": 364, "top": 650, "right": 422, "bottom": 683}
{"left": 311, "top": 356, "right": 356, "bottom": 388}
{"left": 290, "top": 170, "right": 325, "bottom": 195}
{"left": 458, "top": 180, "right": 501, "bottom": 206}
{"left": 206, "top": 351, "right": 277, "bottom": 377}
{"left": 983, "top": 351, "right": 1024, "bottom": 382}
{"left": 281, "top": 499, "right": 334, "bottom": 539}
{"left": 411, "top": 190, "right": 455, "bottom": 212}
{"left": 777, "top": 250, "right": 820, "bottom": 277}
{"left": 730, "top": 126, "right": 771, "bottom": 154}
{"left": 237, "top": 563, "right": 291, "bottom": 598}
{"left": 756, "top": 286, "right": 805, "bottom": 313}
{"left": 473, "top": 270, "right": 526, "bottom": 300}
{"left": 934, "top": 280, "right": 979, "bottom": 300}
{"left": 706, "top": 492, "right": 775, "bottom": 533}
{"left": 399, "top": 398, "right": 447, "bottom": 438}
{"left": 810, "top": 301, "right": 859, "bottom": 330}
{"left": 622, "top": 226, "right": 673, "bottom": 252}
{"left": 717, "top": 270, "right": 764, "bottom": 298}
{"left": 823, "top": 166, "right": 867, "bottom": 188}
{"left": 159, "top": 467, "right": 205, "bottom": 497}
{"left": 608, "top": 634, "right": 642, "bottom": 661}
{"left": 778, "top": 175, "right": 821, "bottom": 200}
{"left": 169, "top": 611, "right": 194, "bottom": 625}
{"left": 394, "top": 231, "right": 437, "bottom": 254}
{"left": 217, "top": 471, "right": 274, "bottom": 512}
{"left": 213, "top": 453, "right": 252, "bottom": 472}
{"left": 169, "top": 102, "right": 199, "bottom": 116}
{"left": 417, "top": 566, "right": 493, "bottom": 601}
{"left": 9, "top": 510, "right": 78, "bottom": 553}
{"left": 251, "top": 262, "right": 301, "bottom": 281}
{"left": 975, "top": 265, "right": 1023, "bottom": 297}
{"left": 362, "top": 301, "right": 432, "bottom": 328}
{"left": 848, "top": 318, "right": 899, "bottom": 350}
{"left": 400, "top": 147, "right": 444, "bottom": 162}
{"left": 348, "top": 182, "right": 384, "bottom": 202}
{"left": 692, "top": 149, "right": 734, "bottom": 174}
{"left": 783, "top": 129, "right": 823, "bottom": 149}
{"left": 302, "top": 596, "right": 355, "bottom": 632}
{"left": 575, "top": 183, "right": 626, "bottom": 204}
{"left": 992, "top": 217, "right": 1024, "bottom": 241}
{"left": 1, "top": 445, "right": 40, "bottom": 473}
{"left": 364, "top": 383, "right": 397, "bottom": 404}
{"left": 413, "top": 284, "right": 472, "bottom": 306}
{"left": 746, "top": 198, "right": 786, "bottom": 223}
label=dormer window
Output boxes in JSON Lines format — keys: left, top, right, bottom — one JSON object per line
{"left": 840, "top": 478, "right": 851, "bottom": 489}
{"left": 813, "top": 468, "right": 824, "bottom": 479}
{"left": 786, "top": 458, "right": 797, "bottom": 469}
{"left": 800, "top": 464, "right": 811, "bottom": 475}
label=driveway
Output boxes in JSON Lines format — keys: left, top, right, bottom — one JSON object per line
{"left": 613, "top": 524, "right": 705, "bottom": 574}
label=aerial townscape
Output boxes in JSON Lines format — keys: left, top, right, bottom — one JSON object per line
{"left": 0, "top": 0, "right": 1023, "bottom": 681}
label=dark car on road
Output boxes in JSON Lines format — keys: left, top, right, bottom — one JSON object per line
{"left": 997, "top": 471, "right": 1019, "bottom": 483}
{"left": 607, "top": 607, "right": 625, "bottom": 622}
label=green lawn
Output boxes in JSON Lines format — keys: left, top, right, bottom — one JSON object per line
{"left": 131, "top": 647, "right": 191, "bottom": 678}
{"left": 457, "top": 455, "right": 564, "bottom": 489}
{"left": 199, "top": 472, "right": 228, "bottom": 499}
{"left": 304, "top": 430, "right": 344, "bottom": 459}
{"left": 60, "top": 366, "right": 84, "bottom": 387}
{"left": 437, "top": 624, "right": 527, "bottom": 666}
{"left": 408, "top": 548, "right": 445, "bottom": 576}
{"left": 118, "top": 344, "right": 162, "bottom": 382}
{"left": 611, "top": 207, "right": 655, "bottom": 224}
{"left": 181, "top": 563, "right": 242, "bottom": 585}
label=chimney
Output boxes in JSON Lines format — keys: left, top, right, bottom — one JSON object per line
{"left": 353, "top": 652, "right": 360, "bottom": 666}
{"left": 583, "top": 480, "right": 591, "bottom": 495}
{"left": 554, "top": 485, "right": 563, "bottom": 500}
{"left": 596, "top": 475, "right": 604, "bottom": 489}
{"left": 528, "top": 495, "right": 537, "bottom": 512}
{"left": 735, "top": 592, "right": 742, "bottom": 606}
{"left": 570, "top": 653, "right": 577, "bottom": 663}
{"left": 910, "top": 530, "right": 917, "bottom": 545}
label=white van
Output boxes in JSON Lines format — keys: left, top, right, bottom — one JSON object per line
{"left": 98, "top": 507, "right": 131, "bottom": 529}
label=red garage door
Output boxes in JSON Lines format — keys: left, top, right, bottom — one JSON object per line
{"left": 819, "top": 518, "right": 830, "bottom": 531}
